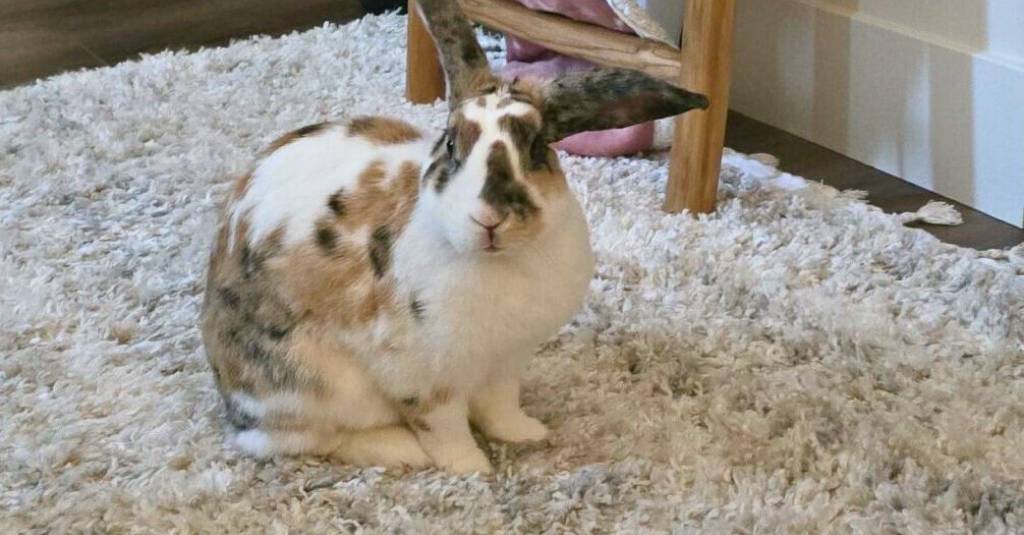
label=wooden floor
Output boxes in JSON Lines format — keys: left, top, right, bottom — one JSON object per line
{"left": 0, "top": 0, "right": 366, "bottom": 88}
{"left": 2, "top": 0, "right": 1020, "bottom": 250}
{"left": 725, "top": 113, "right": 1024, "bottom": 250}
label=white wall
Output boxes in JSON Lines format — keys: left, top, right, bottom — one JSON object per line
{"left": 730, "top": 0, "right": 1024, "bottom": 227}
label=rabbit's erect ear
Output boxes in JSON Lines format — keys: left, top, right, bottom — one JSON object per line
{"left": 539, "top": 68, "right": 709, "bottom": 143}
{"left": 415, "top": 0, "right": 495, "bottom": 105}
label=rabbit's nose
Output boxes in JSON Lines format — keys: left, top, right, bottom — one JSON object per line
{"left": 469, "top": 211, "right": 508, "bottom": 230}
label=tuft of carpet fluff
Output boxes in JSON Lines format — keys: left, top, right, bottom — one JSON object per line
{"left": 2, "top": 13, "right": 1023, "bottom": 535}
{"left": 898, "top": 201, "right": 964, "bottom": 226}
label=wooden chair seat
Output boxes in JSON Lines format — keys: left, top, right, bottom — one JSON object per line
{"left": 406, "top": 0, "right": 736, "bottom": 214}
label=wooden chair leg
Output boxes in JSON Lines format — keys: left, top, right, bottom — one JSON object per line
{"left": 406, "top": 0, "right": 445, "bottom": 103}
{"left": 663, "top": 0, "right": 736, "bottom": 214}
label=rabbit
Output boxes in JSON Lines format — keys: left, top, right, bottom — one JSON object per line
{"left": 200, "top": 0, "right": 709, "bottom": 474}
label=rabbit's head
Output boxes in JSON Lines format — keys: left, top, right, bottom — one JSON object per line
{"left": 415, "top": 0, "right": 708, "bottom": 255}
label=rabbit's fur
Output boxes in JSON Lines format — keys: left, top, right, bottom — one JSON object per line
{"left": 201, "top": 0, "right": 707, "bottom": 474}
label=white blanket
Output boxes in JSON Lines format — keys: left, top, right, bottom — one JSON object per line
{"left": 606, "top": 0, "right": 683, "bottom": 47}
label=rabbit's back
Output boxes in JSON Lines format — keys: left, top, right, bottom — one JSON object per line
{"left": 201, "top": 117, "right": 431, "bottom": 433}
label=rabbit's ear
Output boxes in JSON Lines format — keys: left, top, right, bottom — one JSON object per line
{"left": 539, "top": 68, "right": 709, "bottom": 143}
{"left": 415, "top": 0, "right": 495, "bottom": 106}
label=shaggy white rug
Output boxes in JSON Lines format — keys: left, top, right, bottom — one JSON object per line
{"left": 2, "top": 13, "right": 1023, "bottom": 534}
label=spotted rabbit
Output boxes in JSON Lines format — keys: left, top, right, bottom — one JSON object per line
{"left": 201, "top": 0, "right": 708, "bottom": 473}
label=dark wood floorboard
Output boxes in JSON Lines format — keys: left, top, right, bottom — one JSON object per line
{"left": 725, "top": 112, "right": 1024, "bottom": 250}
{"left": 2, "top": 1, "right": 1020, "bottom": 250}
{"left": 0, "top": 0, "right": 366, "bottom": 88}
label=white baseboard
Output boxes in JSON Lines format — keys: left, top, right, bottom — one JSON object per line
{"left": 730, "top": 0, "right": 1024, "bottom": 228}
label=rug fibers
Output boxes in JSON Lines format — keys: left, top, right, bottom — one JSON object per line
{"left": 1, "top": 12, "right": 1023, "bottom": 535}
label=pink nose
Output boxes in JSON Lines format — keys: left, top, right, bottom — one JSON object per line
{"left": 470, "top": 212, "right": 508, "bottom": 250}
{"left": 469, "top": 211, "right": 507, "bottom": 231}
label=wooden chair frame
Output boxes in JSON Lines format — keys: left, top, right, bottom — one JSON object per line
{"left": 406, "top": 0, "right": 736, "bottom": 214}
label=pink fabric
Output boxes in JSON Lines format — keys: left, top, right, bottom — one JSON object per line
{"left": 503, "top": 55, "right": 594, "bottom": 81}
{"left": 510, "top": 0, "right": 633, "bottom": 33}
{"left": 506, "top": 35, "right": 552, "bottom": 63}
{"left": 555, "top": 124, "right": 655, "bottom": 157}
{"left": 501, "top": 0, "right": 657, "bottom": 157}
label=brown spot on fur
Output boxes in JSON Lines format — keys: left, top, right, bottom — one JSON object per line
{"left": 430, "top": 159, "right": 454, "bottom": 193}
{"left": 348, "top": 116, "right": 421, "bottom": 145}
{"left": 264, "top": 122, "right": 332, "bottom": 154}
{"left": 327, "top": 190, "right": 346, "bottom": 216}
{"left": 296, "top": 123, "right": 328, "bottom": 137}
{"left": 232, "top": 172, "right": 253, "bottom": 199}
{"left": 218, "top": 286, "right": 242, "bottom": 309}
{"left": 276, "top": 242, "right": 395, "bottom": 327}
{"left": 410, "top": 418, "right": 431, "bottom": 432}
{"left": 368, "top": 226, "right": 392, "bottom": 278}
{"left": 429, "top": 112, "right": 481, "bottom": 193}
{"left": 314, "top": 219, "right": 338, "bottom": 254}
{"left": 499, "top": 115, "right": 546, "bottom": 171}
{"left": 462, "top": 41, "right": 482, "bottom": 66}
{"left": 456, "top": 120, "right": 481, "bottom": 161}
{"left": 481, "top": 141, "right": 538, "bottom": 219}
{"left": 237, "top": 223, "right": 284, "bottom": 278}
{"left": 340, "top": 160, "right": 387, "bottom": 225}
{"left": 359, "top": 160, "right": 389, "bottom": 185}
{"left": 431, "top": 386, "right": 452, "bottom": 406}
{"left": 423, "top": 158, "right": 446, "bottom": 187}
{"left": 398, "top": 386, "right": 454, "bottom": 420}
{"left": 397, "top": 161, "right": 419, "bottom": 182}
{"left": 409, "top": 297, "right": 425, "bottom": 321}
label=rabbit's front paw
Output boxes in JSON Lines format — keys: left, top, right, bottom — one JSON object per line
{"left": 435, "top": 445, "right": 493, "bottom": 475}
{"left": 334, "top": 426, "right": 433, "bottom": 469}
{"left": 479, "top": 412, "right": 549, "bottom": 443}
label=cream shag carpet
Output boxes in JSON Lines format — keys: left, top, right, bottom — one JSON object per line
{"left": 2, "top": 13, "right": 1023, "bottom": 535}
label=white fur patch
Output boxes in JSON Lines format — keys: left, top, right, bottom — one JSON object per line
{"left": 462, "top": 93, "right": 535, "bottom": 123}
{"left": 229, "top": 392, "right": 266, "bottom": 419}
{"left": 229, "top": 129, "right": 428, "bottom": 249}
{"left": 233, "top": 429, "right": 271, "bottom": 457}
